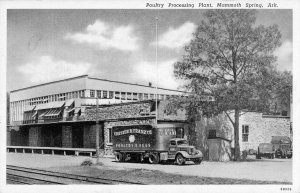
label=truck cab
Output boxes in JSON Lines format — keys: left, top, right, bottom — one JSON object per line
{"left": 256, "top": 143, "right": 275, "bottom": 159}
{"left": 166, "top": 138, "right": 203, "bottom": 165}
{"left": 271, "top": 136, "right": 292, "bottom": 159}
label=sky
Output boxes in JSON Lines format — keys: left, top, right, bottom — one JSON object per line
{"left": 7, "top": 9, "right": 293, "bottom": 91}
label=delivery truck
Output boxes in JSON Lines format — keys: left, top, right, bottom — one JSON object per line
{"left": 112, "top": 124, "right": 203, "bottom": 165}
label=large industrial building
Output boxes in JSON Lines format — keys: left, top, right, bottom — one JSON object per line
{"left": 7, "top": 74, "right": 292, "bottom": 160}
{"left": 7, "top": 75, "right": 188, "bottom": 156}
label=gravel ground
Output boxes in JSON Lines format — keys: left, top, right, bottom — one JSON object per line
{"left": 6, "top": 153, "right": 292, "bottom": 183}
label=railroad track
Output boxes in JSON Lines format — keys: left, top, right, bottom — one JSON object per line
{"left": 7, "top": 165, "right": 145, "bottom": 185}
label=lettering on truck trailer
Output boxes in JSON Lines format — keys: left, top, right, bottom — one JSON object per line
{"left": 114, "top": 128, "right": 153, "bottom": 136}
{"left": 115, "top": 143, "right": 151, "bottom": 148}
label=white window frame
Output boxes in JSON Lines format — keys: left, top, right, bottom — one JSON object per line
{"left": 242, "top": 125, "right": 249, "bottom": 142}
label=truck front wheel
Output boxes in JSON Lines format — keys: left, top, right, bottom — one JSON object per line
{"left": 176, "top": 154, "right": 186, "bottom": 165}
{"left": 149, "top": 153, "right": 160, "bottom": 164}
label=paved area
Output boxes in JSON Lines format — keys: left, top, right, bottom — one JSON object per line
{"left": 7, "top": 153, "right": 292, "bottom": 183}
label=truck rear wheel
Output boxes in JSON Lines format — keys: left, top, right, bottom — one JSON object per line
{"left": 115, "top": 152, "right": 125, "bottom": 162}
{"left": 149, "top": 153, "right": 160, "bottom": 164}
{"left": 176, "top": 154, "right": 185, "bottom": 165}
{"left": 194, "top": 159, "right": 202, "bottom": 165}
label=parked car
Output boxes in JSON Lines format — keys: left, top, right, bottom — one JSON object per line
{"left": 271, "top": 136, "right": 292, "bottom": 159}
{"left": 256, "top": 143, "right": 275, "bottom": 159}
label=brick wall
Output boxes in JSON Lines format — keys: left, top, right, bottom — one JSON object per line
{"left": 7, "top": 129, "right": 11, "bottom": 146}
{"left": 83, "top": 125, "right": 91, "bottom": 148}
{"left": 29, "top": 127, "right": 42, "bottom": 146}
{"left": 62, "top": 126, "right": 72, "bottom": 148}
{"left": 83, "top": 124, "right": 103, "bottom": 148}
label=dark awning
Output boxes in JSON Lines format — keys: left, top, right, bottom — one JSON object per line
{"left": 51, "top": 101, "right": 65, "bottom": 108}
{"left": 31, "top": 111, "right": 37, "bottom": 118}
{"left": 44, "top": 109, "right": 62, "bottom": 117}
{"left": 35, "top": 103, "right": 53, "bottom": 110}
{"left": 35, "top": 101, "right": 65, "bottom": 110}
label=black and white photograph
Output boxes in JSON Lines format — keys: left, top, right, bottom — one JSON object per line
{"left": 0, "top": 0, "right": 299, "bottom": 193}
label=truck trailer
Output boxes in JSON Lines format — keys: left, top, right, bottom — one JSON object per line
{"left": 112, "top": 124, "right": 203, "bottom": 165}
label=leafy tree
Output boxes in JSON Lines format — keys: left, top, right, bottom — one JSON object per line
{"left": 173, "top": 10, "right": 282, "bottom": 160}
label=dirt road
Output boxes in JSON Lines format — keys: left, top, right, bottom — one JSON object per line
{"left": 6, "top": 153, "right": 292, "bottom": 183}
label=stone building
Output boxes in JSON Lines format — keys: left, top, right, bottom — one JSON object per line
{"left": 193, "top": 111, "right": 292, "bottom": 160}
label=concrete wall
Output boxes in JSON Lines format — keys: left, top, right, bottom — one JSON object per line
{"left": 29, "top": 127, "right": 42, "bottom": 146}
{"left": 7, "top": 128, "right": 11, "bottom": 146}
{"left": 208, "top": 138, "right": 231, "bottom": 161}
{"left": 192, "top": 113, "right": 233, "bottom": 160}
{"left": 87, "top": 77, "right": 184, "bottom": 95}
{"left": 10, "top": 75, "right": 87, "bottom": 102}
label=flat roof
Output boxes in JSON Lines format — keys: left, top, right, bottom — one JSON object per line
{"left": 88, "top": 76, "right": 186, "bottom": 93}
{"left": 10, "top": 74, "right": 186, "bottom": 93}
{"left": 10, "top": 75, "right": 88, "bottom": 93}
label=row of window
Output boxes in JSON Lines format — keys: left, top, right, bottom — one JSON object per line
{"left": 28, "top": 90, "right": 85, "bottom": 106}
{"left": 10, "top": 99, "right": 26, "bottom": 122}
{"left": 89, "top": 90, "right": 172, "bottom": 101}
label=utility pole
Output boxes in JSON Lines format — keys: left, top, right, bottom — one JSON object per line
{"left": 95, "top": 96, "right": 101, "bottom": 164}
{"left": 155, "top": 16, "right": 158, "bottom": 125}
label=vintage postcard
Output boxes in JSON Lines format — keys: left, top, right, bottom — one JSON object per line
{"left": 0, "top": 0, "right": 299, "bottom": 193}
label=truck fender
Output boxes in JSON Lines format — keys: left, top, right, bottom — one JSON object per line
{"left": 176, "top": 151, "right": 190, "bottom": 158}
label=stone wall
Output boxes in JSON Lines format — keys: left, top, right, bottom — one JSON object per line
{"left": 84, "top": 100, "right": 187, "bottom": 122}
{"left": 62, "top": 126, "right": 72, "bottom": 148}
{"left": 193, "top": 111, "right": 291, "bottom": 159}
{"left": 85, "top": 102, "right": 152, "bottom": 121}
{"left": 104, "top": 118, "right": 156, "bottom": 156}
{"left": 29, "top": 127, "right": 42, "bottom": 147}
{"left": 239, "top": 112, "right": 291, "bottom": 151}
{"left": 157, "top": 100, "right": 187, "bottom": 121}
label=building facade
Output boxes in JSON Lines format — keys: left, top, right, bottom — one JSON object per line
{"left": 193, "top": 111, "right": 292, "bottom": 159}
{"left": 7, "top": 75, "right": 188, "bottom": 156}
{"left": 9, "top": 75, "right": 186, "bottom": 126}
